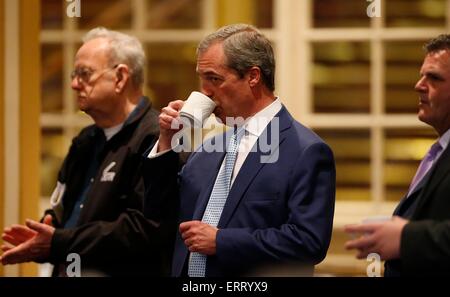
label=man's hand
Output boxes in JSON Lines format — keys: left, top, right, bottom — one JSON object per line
{"left": 180, "top": 220, "right": 218, "bottom": 255}
{"left": 158, "top": 100, "right": 184, "bottom": 152}
{"left": 1, "top": 215, "right": 55, "bottom": 265}
{"left": 344, "top": 216, "right": 409, "bottom": 261}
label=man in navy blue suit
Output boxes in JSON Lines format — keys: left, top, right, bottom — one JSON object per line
{"left": 143, "top": 24, "right": 336, "bottom": 277}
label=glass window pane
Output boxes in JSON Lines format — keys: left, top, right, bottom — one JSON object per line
{"left": 147, "top": 0, "right": 202, "bottom": 29}
{"left": 386, "top": 0, "right": 446, "bottom": 27}
{"left": 385, "top": 41, "right": 426, "bottom": 113}
{"left": 41, "top": 44, "right": 63, "bottom": 113}
{"left": 312, "top": 42, "right": 371, "bottom": 113}
{"left": 313, "top": 0, "right": 370, "bottom": 28}
{"left": 146, "top": 43, "right": 198, "bottom": 110}
{"left": 41, "top": 0, "right": 63, "bottom": 29}
{"left": 385, "top": 41, "right": 426, "bottom": 114}
{"left": 254, "top": 0, "right": 273, "bottom": 28}
{"left": 217, "top": 0, "right": 273, "bottom": 29}
{"left": 384, "top": 128, "right": 437, "bottom": 202}
{"left": 315, "top": 129, "right": 371, "bottom": 201}
{"left": 41, "top": 128, "right": 66, "bottom": 197}
{"left": 78, "top": 0, "right": 132, "bottom": 30}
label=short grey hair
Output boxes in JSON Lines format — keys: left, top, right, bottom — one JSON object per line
{"left": 83, "top": 27, "right": 145, "bottom": 88}
{"left": 197, "top": 24, "right": 275, "bottom": 91}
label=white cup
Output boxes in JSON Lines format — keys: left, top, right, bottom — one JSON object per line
{"left": 347, "top": 216, "right": 392, "bottom": 239}
{"left": 361, "top": 215, "right": 392, "bottom": 224}
{"left": 179, "top": 91, "right": 216, "bottom": 127}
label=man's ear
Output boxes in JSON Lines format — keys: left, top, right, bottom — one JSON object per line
{"left": 115, "top": 65, "right": 130, "bottom": 93}
{"left": 248, "top": 67, "right": 261, "bottom": 88}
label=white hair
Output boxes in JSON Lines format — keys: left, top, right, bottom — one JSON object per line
{"left": 83, "top": 27, "right": 145, "bottom": 88}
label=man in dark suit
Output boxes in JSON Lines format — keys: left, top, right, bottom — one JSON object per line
{"left": 143, "top": 24, "right": 336, "bottom": 277}
{"left": 345, "top": 34, "right": 450, "bottom": 276}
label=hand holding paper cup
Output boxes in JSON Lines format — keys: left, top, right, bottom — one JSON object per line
{"left": 346, "top": 215, "right": 392, "bottom": 239}
{"left": 179, "top": 91, "right": 216, "bottom": 128}
{"left": 361, "top": 215, "right": 391, "bottom": 225}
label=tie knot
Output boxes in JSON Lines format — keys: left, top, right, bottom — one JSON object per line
{"left": 231, "top": 126, "right": 246, "bottom": 142}
{"left": 428, "top": 141, "right": 443, "bottom": 159}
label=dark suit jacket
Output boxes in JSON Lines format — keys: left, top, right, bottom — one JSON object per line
{"left": 385, "top": 140, "right": 450, "bottom": 276}
{"left": 143, "top": 106, "right": 336, "bottom": 276}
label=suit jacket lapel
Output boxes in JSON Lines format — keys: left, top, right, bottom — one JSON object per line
{"left": 408, "top": 176, "right": 428, "bottom": 197}
{"left": 394, "top": 145, "right": 450, "bottom": 217}
{"left": 191, "top": 150, "right": 226, "bottom": 220}
{"left": 394, "top": 170, "right": 431, "bottom": 216}
{"left": 217, "top": 106, "right": 292, "bottom": 228}
{"left": 412, "top": 144, "right": 450, "bottom": 217}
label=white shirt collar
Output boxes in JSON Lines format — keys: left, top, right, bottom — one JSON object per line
{"left": 438, "top": 128, "right": 450, "bottom": 151}
{"left": 243, "top": 97, "right": 282, "bottom": 137}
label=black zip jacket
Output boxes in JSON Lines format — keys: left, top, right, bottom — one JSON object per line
{"left": 46, "top": 97, "right": 177, "bottom": 276}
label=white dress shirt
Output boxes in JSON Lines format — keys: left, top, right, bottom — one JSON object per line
{"left": 228, "top": 98, "right": 281, "bottom": 185}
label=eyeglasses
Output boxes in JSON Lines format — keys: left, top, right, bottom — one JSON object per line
{"left": 71, "top": 64, "right": 118, "bottom": 84}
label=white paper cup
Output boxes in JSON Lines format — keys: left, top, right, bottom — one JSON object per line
{"left": 348, "top": 216, "right": 392, "bottom": 239}
{"left": 179, "top": 91, "right": 216, "bottom": 127}
{"left": 361, "top": 216, "right": 392, "bottom": 224}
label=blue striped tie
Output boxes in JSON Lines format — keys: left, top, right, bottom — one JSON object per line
{"left": 188, "top": 127, "right": 245, "bottom": 277}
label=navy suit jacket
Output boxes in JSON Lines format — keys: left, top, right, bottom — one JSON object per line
{"left": 143, "top": 105, "right": 336, "bottom": 276}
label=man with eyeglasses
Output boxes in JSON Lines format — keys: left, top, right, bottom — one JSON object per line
{"left": 0, "top": 27, "right": 177, "bottom": 276}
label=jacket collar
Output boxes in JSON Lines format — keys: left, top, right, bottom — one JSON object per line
{"left": 88, "top": 96, "right": 151, "bottom": 139}
{"left": 411, "top": 143, "right": 450, "bottom": 218}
